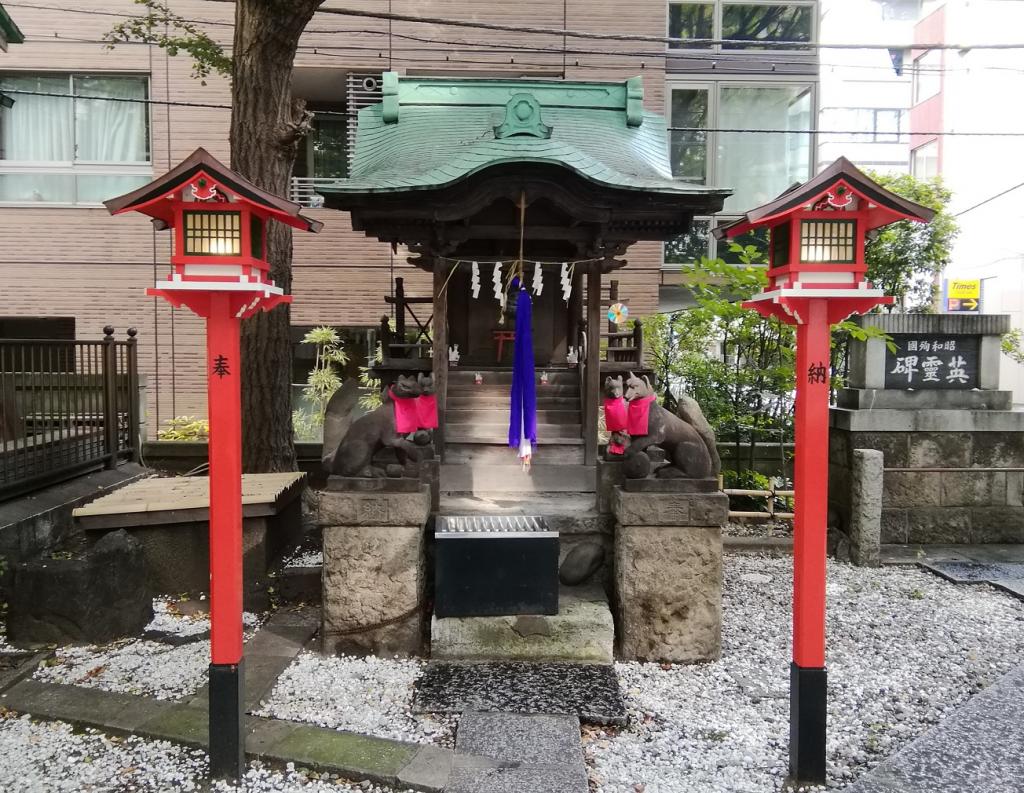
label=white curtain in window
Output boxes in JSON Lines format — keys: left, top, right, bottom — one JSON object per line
{"left": 74, "top": 76, "right": 148, "bottom": 163}
{"left": 717, "top": 86, "right": 812, "bottom": 212}
{"left": 0, "top": 75, "right": 73, "bottom": 162}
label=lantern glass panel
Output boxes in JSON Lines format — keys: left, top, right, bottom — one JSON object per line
{"left": 250, "top": 216, "right": 264, "bottom": 260}
{"left": 799, "top": 219, "right": 855, "bottom": 264}
{"left": 770, "top": 222, "right": 791, "bottom": 266}
{"left": 183, "top": 210, "right": 242, "bottom": 256}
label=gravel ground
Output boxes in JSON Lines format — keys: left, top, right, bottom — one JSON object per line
{"left": 584, "top": 555, "right": 1024, "bottom": 792}
{"left": 0, "top": 713, "right": 413, "bottom": 792}
{"left": 256, "top": 653, "right": 456, "bottom": 747}
{"left": 31, "top": 599, "right": 263, "bottom": 700}
{"left": 282, "top": 549, "right": 324, "bottom": 568}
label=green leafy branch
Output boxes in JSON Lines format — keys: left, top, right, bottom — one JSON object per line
{"left": 105, "top": 0, "right": 231, "bottom": 84}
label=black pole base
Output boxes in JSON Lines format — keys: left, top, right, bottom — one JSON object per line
{"left": 209, "top": 659, "right": 245, "bottom": 782}
{"left": 789, "top": 662, "right": 827, "bottom": 785}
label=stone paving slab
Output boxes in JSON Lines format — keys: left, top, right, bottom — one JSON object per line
{"left": 845, "top": 664, "right": 1024, "bottom": 793}
{"left": 446, "top": 763, "right": 589, "bottom": 793}
{"left": 455, "top": 711, "right": 583, "bottom": 766}
{"left": 1, "top": 679, "right": 454, "bottom": 792}
{"left": 413, "top": 662, "right": 626, "bottom": 725}
{"left": 922, "top": 560, "right": 1024, "bottom": 584}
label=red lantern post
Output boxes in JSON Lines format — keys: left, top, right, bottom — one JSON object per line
{"left": 715, "top": 158, "right": 933, "bottom": 784}
{"left": 105, "top": 148, "right": 322, "bottom": 781}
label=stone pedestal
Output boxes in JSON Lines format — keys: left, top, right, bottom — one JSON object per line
{"left": 612, "top": 487, "right": 726, "bottom": 663}
{"left": 319, "top": 481, "right": 430, "bottom": 657}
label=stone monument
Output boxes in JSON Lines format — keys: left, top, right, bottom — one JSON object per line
{"left": 831, "top": 313, "right": 1024, "bottom": 549}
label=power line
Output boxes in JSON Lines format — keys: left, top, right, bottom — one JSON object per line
{"left": 12, "top": 1, "right": 1024, "bottom": 57}
{"left": 954, "top": 182, "right": 1024, "bottom": 217}
{"left": 4, "top": 88, "right": 1024, "bottom": 140}
{"left": 9, "top": 3, "right": 1024, "bottom": 76}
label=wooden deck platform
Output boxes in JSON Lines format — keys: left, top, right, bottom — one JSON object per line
{"left": 73, "top": 472, "right": 306, "bottom": 530}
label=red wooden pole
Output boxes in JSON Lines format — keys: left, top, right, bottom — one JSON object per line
{"left": 204, "top": 292, "right": 245, "bottom": 778}
{"left": 789, "top": 297, "right": 830, "bottom": 782}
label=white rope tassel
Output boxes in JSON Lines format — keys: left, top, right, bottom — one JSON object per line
{"left": 560, "top": 262, "right": 572, "bottom": 304}
{"left": 532, "top": 261, "right": 543, "bottom": 296}
{"left": 471, "top": 261, "right": 480, "bottom": 298}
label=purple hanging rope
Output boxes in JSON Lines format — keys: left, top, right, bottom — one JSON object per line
{"left": 508, "top": 285, "right": 537, "bottom": 458}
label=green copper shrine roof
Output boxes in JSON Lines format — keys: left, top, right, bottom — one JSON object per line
{"left": 318, "top": 72, "right": 730, "bottom": 203}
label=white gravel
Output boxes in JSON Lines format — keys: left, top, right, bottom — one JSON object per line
{"left": 31, "top": 599, "right": 263, "bottom": 700}
{"left": 0, "top": 714, "right": 413, "bottom": 792}
{"left": 282, "top": 549, "right": 324, "bottom": 568}
{"left": 256, "top": 653, "right": 456, "bottom": 746}
{"left": 585, "top": 555, "right": 1024, "bottom": 792}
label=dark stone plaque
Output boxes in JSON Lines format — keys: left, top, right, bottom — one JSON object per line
{"left": 884, "top": 334, "right": 980, "bottom": 390}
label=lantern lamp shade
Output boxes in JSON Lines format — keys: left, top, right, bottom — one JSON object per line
{"left": 714, "top": 157, "right": 934, "bottom": 293}
{"left": 104, "top": 147, "right": 321, "bottom": 294}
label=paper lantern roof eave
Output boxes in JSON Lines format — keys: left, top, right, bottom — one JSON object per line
{"left": 103, "top": 147, "right": 323, "bottom": 234}
{"left": 713, "top": 156, "right": 935, "bottom": 241}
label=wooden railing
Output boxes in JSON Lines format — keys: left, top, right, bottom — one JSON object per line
{"left": 0, "top": 327, "right": 140, "bottom": 501}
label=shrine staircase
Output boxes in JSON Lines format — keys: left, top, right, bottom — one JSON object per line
{"left": 438, "top": 367, "right": 595, "bottom": 498}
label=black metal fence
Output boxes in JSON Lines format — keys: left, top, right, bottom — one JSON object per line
{"left": 0, "top": 326, "right": 140, "bottom": 501}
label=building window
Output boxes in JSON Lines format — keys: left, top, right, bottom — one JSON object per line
{"left": 912, "top": 49, "right": 941, "bottom": 104}
{"left": 911, "top": 140, "right": 939, "bottom": 180}
{"left": 668, "top": 1, "right": 815, "bottom": 50}
{"left": 0, "top": 74, "right": 151, "bottom": 205}
{"left": 664, "top": 217, "right": 713, "bottom": 267}
{"left": 669, "top": 88, "right": 709, "bottom": 183}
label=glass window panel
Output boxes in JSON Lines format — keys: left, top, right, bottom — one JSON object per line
{"left": 311, "top": 115, "right": 348, "bottom": 178}
{"left": 74, "top": 76, "right": 149, "bottom": 163}
{"left": 75, "top": 173, "right": 149, "bottom": 204}
{"left": 668, "top": 3, "right": 714, "bottom": 49}
{"left": 717, "top": 85, "right": 812, "bottom": 213}
{"left": 722, "top": 4, "right": 813, "bottom": 49}
{"left": 669, "top": 88, "right": 709, "bottom": 183}
{"left": 800, "top": 219, "right": 856, "bottom": 263}
{"left": 0, "top": 173, "right": 74, "bottom": 202}
{"left": 0, "top": 75, "right": 73, "bottom": 162}
{"left": 913, "top": 50, "right": 941, "bottom": 104}
{"left": 183, "top": 210, "right": 242, "bottom": 256}
{"left": 911, "top": 140, "right": 939, "bottom": 180}
{"left": 665, "top": 218, "right": 712, "bottom": 265}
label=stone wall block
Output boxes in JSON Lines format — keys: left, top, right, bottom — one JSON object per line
{"left": 907, "top": 433, "right": 972, "bottom": 469}
{"left": 614, "top": 524, "right": 722, "bottom": 663}
{"left": 849, "top": 449, "right": 883, "bottom": 567}
{"left": 828, "top": 430, "right": 850, "bottom": 467}
{"left": 971, "top": 433, "right": 1024, "bottom": 468}
{"left": 318, "top": 487, "right": 430, "bottom": 527}
{"left": 880, "top": 509, "right": 908, "bottom": 544}
{"left": 847, "top": 431, "right": 910, "bottom": 468}
{"left": 322, "top": 524, "right": 425, "bottom": 656}
{"left": 906, "top": 507, "right": 971, "bottom": 544}
{"left": 970, "top": 507, "right": 1024, "bottom": 543}
{"left": 882, "top": 471, "right": 942, "bottom": 508}
{"left": 611, "top": 488, "right": 728, "bottom": 527}
{"left": 1007, "top": 472, "right": 1024, "bottom": 507}
{"left": 939, "top": 471, "right": 1005, "bottom": 507}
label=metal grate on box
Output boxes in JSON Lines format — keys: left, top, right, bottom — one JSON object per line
{"left": 437, "top": 515, "right": 555, "bottom": 538}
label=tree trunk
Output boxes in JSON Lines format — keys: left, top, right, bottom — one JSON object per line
{"left": 229, "top": 0, "right": 323, "bottom": 472}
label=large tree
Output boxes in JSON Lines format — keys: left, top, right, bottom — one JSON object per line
{"left": 109, "top": 0, "right": 325, "bottom": 471}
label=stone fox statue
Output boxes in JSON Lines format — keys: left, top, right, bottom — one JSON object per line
{"left": 325, "top": 374, "right": 424, "bottom": 477}
{"left": 623, "top": 372, "right": 717, "bottom": 479}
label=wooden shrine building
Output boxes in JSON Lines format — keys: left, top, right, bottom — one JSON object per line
{"left": 320, "top": 72, "right": 729, "bottom": 470}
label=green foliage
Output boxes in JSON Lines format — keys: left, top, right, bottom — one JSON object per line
{"left": 358, "top": 342, "right": 384, "bottom": 411}
{"left": 1001, "top": 328, "right": 1024, "bottom": 365}
{"left": 292, "top": 327, "right": 349, "bottom": 442}
{"left": 863, "top": 171, "right": 959, "bottom": 312}
{"left": 105, "top": 0, "right": 231, "bottom": 84}
{"left": 721, "top": 468, "right": 773, "bottom": 492}
{"left": 646, "top": 242, "right": 797, "bottom": 443}
{"left": 158, "top": 416, "right": 209, "bottom": 441}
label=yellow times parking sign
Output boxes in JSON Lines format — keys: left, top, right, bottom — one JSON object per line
{"left": 949, "top": 279, "right": 980, "bottom": 299}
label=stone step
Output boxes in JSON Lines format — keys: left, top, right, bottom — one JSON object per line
{"left": 448, "top": 384, "right": 580, "bottom": 398}
{"left": 427, "top": 585, "right": 615, "bottom": 665}
{"left": 445, "top": 395, "right": 580, "bottom": 410}
{"left": 438, "top": 494, "right": 607, "bottom": 535}
{"left": 440, "top": 464, "right": 595, "bottom": 494}
{"left": 448, "top": 369, "right": 578, "bottom": 386}
{"left": 445, "top": 443, "right": 585, "bottom": 465}
{"left": 446, "top": 427, "right": 583, "bottom": 444}
{"left": 446, "top": 409, "right": 581, "bottom": 425}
